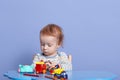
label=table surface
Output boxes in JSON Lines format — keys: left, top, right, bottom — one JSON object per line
{"left": 4, "top": 70, "right": 118, "bottom": 80}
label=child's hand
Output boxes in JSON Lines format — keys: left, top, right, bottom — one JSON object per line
{"left": 49, "top": 63, "right": 61, "bottom": 70}
{"left": 45, "top": 60, "right": 52, "bottom": 67}
{"left": 45, "top": 61, "right": 60, "bottom": 70}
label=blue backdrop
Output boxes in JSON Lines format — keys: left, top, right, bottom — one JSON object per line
{"left": 0, "top": 0, "right": 120, "bottom": 80}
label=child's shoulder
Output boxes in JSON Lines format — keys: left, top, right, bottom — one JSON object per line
{"left": 58, "top": 51, "right": 67, "bottom": 57}
{"left": 34, "top": 53, "right": 44, "bottom": 57}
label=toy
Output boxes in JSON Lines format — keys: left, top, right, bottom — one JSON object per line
{"left": 18, "top": 64, "right": 34, "bottom": 73}
{"left": 17, "top": 60, "right": 68, "bottom": 80}
{"left": 45, "top": 75, "right": 53, "bottom": 79}
{"left": 49, "top": 64, "right": 60, "bottom": 74}
{"left": 35, "top": 60, "right": 47, "bottom": 74}
{"left": 23, "top": 73, "right": 39, "bottom": 77}
{"left": 53, "top": 68, "right": 68, "bottom": 80}
{"left": 45, "top": 64, "right": 68, "bottom": 80}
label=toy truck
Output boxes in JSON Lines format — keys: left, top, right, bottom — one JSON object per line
{"left": 45, "top": 66, "right": 68, "bottom": 80}
{"left": 53, "top": 68, "right": 68, "bottom": 80}
{"left": 48, "top": 65, "right": 68, "bottom": 80}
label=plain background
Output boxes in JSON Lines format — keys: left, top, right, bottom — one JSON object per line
{"left": 0, "top": 0, "right": 120, "bottom": 80}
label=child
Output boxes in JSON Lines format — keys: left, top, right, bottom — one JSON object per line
{"left": 32, "top": 24, "right": 72, "bottom": 71}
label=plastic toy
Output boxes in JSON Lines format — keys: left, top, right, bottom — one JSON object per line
{"left": 45, "top": 64, "right": 68, "bottom": 80}
{"left": 23, "top": 73, "right": 39, "bottom": 77}
{"left": 45, "top": 75, "right": 53, "bottom": 79}
{"left": 53, "top": 68, "right": 68, "bottom": 80}
{"left": 18, "top": 64, "right": 34, "bottom": 73}
{"left": 49, "top": 64, "right": 60, "bottom": 74}
{"left": 35, "top": 60, "right": 47, "bottom": 74}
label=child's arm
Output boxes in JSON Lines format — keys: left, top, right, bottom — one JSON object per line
{"left": 68, "top": 54, "right": 72, "bottom": 63}
{"left": 32, "top": 53, "right": 45, "bottom": 68}
{"left": 59, "top": 52, "right": 72, "bottom": 71}
{"left": 33, "top": 54, "right": 40, "bottom": 62}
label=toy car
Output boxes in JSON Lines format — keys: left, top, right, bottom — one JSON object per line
{"left": 18, "top": 64, "right": 34, "bottom": 73}
{"left": 53, "top": 68, "right": 68, "bottom": 80}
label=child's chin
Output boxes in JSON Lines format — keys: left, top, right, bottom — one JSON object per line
{"left": 44, "top": 52, "right": 50, "bottom": 56}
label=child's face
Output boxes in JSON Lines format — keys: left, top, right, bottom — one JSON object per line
{"left": 40, "top": 35, "right": 60, "bottom": 56}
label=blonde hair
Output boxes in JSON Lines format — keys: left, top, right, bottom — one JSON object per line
{"left": 40, "top": 24, "right": 64, "bottom": 46}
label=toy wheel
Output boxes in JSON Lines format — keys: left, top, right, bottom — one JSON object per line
{"left": 43, "top": 70, "right": 46, "bottom": 74}
{"left": 54, "top": 75, "right": 57, "bottom": 80}
{"left": 36, "top": 71, "right": 39, "bottom": 74}
{"left": 60, "top": 77, "right": 65, "bottom": 80}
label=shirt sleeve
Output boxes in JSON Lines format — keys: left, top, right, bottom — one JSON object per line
{"left": 59, "top": 52, "right": 72, "bottom": 71}
{"left": 32, "top": 53, "right": 45, "bottom": 68}
{"left": 32, "top": 53, "right": 39, "bottom": 68}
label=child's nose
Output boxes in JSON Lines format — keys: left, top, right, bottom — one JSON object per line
{"left": 44, "top": 45, "right": 48, "bottom": 49}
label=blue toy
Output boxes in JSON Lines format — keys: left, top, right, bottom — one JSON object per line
{"left": 18, "top": 64, "right": 34, "bottom": 73}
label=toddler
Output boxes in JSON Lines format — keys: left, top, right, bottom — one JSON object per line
{"left": 32, "top": 24, "right": 72, "bottom": 71}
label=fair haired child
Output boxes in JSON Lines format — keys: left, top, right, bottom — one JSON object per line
{"left": 33, "top": 24, "right": 72, "bottom": 71}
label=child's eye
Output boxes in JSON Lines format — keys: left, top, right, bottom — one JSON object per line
{"left": 41, "top": 43, "right": 45, "bottom": 46}
{"left": 48, "top": 44, "right": 52, "bottom": 47}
